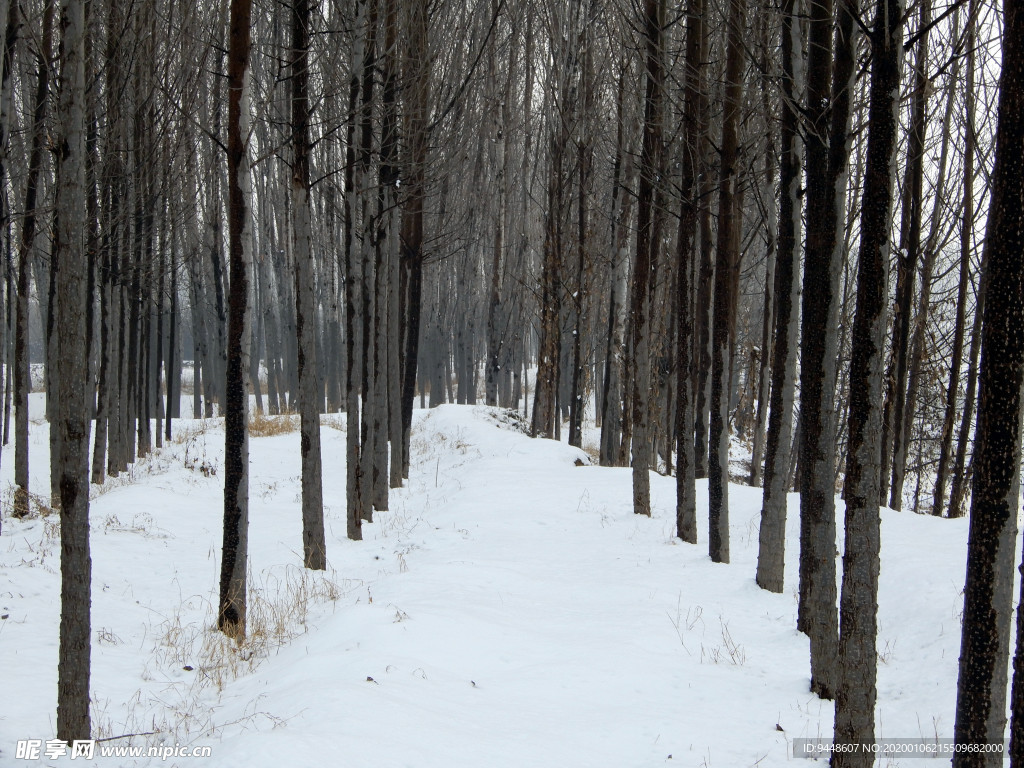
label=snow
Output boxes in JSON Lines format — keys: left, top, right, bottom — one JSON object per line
{"left": 0, "top": 399, "right": 982, "bottom": 766}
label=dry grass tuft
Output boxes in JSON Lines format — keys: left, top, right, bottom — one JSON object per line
{"left": 249, "top": 410, "right": 299, "bottom": 437}
{"left": 6, "top": 488, "right": 56, "bottom": 519}
{"left": 96, "top": 565, "right": 354, "bottom": 750}
{"left": 152, "top": 565, "right": 350, "bottom": 696}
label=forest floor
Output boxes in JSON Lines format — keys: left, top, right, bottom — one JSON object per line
{"left": 0, "top": 398, "right": 986, "bottom": 766}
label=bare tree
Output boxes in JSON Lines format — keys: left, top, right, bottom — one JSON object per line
{"left": 707, "top": 0, "right": 747, "bottom": 563}
{"left": 218, "top": 0, "right": 254, "bottom": 638}
{"left": 290, "top": 0, "right": 326, "bottom": 570}
{"left": 798, "top": 0, "right": 857, "bottom": 700}
{"left": 956, "top": 0, "right": 1024, "bottom": 754}
{"left": 54, "top": 0, "right": 91, "bottom": 741}
{"left": 674, "top": 0, "right": 704, "bottom": 544}
{"left": 13, "top": 0, "right": 54, "bottom": 519}
{"left": 832, "top": 0, "right": 901, "bottom": 753}
{"left": 756, "top": 0, "right": 802, "bottom": 593}
{"left": 629, "top": 0, "right": 664, "bottom": 517}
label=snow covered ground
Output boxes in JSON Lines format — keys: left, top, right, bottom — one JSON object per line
{"left": 0, "top": 399, "right": 984, "bottom": 766}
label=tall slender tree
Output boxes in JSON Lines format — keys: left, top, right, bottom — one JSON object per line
{"left": 13, "top": 0, "right": 54, "bottom": 519}
{"left": 290, "top": 0, "right": 326, "bottom": 570}
{"left": 707, "top": 0, "right": 747, "bottom": 563}
{"left": 218, "top": 0, "right": 254, "bottom": 638}
{"left": 54, "top": 0, "right": 91, "bottom": 741}
{"left": 956, "top": 0, "right": 1024, "bottom": 754}
{"left": 630, "top": 0, "right": 664, "bottom": 518}
{"left": 798, "top": 0, "right": 857, "bottom": 699}
{"left": 399, "top": 0, "right": 429, "bottom": 481}
{"left": 756, "top": 0, "right": 802, "bottom": 593}
{"left": 832, "top": 0, "right": 901, "bottom": 752}
{"left": 674, "top": 0, "right": 703, "bottom": 545}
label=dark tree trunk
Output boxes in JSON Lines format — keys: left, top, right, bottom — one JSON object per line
{"left": 749, "top": 154, "right": 776, "bottom": 487}
{"left": 532, "top": 23, "right": 572, "bottom": 442}
{"left": 957, "top": 0, "right": 1024, "bottom": 755}
{"left": 949, "top": 247, "right": 986, "bottom": 520}
{"left": 797, "top": 0, "right": 856, "bottom": 700}
{"left": 934, "top": 2, "right": 975, "bottom": 518}
{"left": 707, "top": 0, "right": 746, "bottom": 563}
{"left": 629, "top": 0, "right": 664, "bottom": 517}
{"left": 599, "top": 59, "right": 631, "bottom": 467}
{"left": 0, "top": 0, "right": 14, "bottom": 461}
{"left": 291, "top": 0, "right": 326, "bottom": 569}
{"left": 166, "top": 226, "right": 179, "bottom": 435}
{"left": 218, "top": 0, "right": 253, "bottom": 639}
{"left": 884, "top": 0, "right": 929, "bottom": 511}
{"left": 831, "top": 0, "right": 901, "bottom": 756}
{"left": 382, "top": 0, "right": 402, "bottom": 491}
{"left": 484, "top": 10, "right": 507, "bottom": 411}
{"left": 345, "top": 0, "right": 370, "bottom": 539}
{"left": 54, "top": 0, "right": 91, "bottom": 741}
{"left": 674, "top": 0, "right": 703, "bottom": 544}
{"left": 370, "top": 0, "right": 398, "bottom": 506}
{"left": 756, "top": 0, "right": 802, "bottom": 593}
{"left": 568, "top": 7, "right": 594, "bottom": 451}
{"left": 356, "top": 0, "right": 378, "bottom": 523}
{"left": 13, "top": 0, "right": 54, "bottom": 518}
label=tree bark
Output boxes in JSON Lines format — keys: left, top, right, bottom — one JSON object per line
{"left": 831, "top": 0, "right": 901, "bottom": 755}
{"left": 629, "top": 0, "right": 664, "bottom": 518}
{"left": 933, "top": 1, "right": 975, "bottom": 518}
{"left": 674, "top": 0, "right": 703, "bottom": 544}
{"left": 291, "top": 0, "right": 326, "bottom": 570}
{"left": 756, "top": 0, "right": 802, "bottom": 593}
{"left": 600, "top": 59, "right": 631, "bottom": 467}
{"left": 399, "top": 0, "right": 428, "bottom": 481}
{"left": 54, "top": 0, "right": 91, "bottom": 741}
{"left": 345, "top": 0, "right": 370, "bottom": 539}
{"left": 707, "top": 0, "right": 746, "bottom": 562}
{"left": 218, "top": 0, "right": 253, "bottom": 638}
{"left": 798, "top": 0, "right": 856, "bottom": 700}
{"left": 13, "top": 0, "right": 54, "bottom": 519}
{"left": 883, "top": 0, "right": 929, "bottom": 510}
{"left": 957, "top": 0, "right": 1024, "bottom": 755}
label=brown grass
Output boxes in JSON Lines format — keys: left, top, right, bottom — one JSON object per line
{"left": 248, "top": 410, "right": 299, "bottom": 437}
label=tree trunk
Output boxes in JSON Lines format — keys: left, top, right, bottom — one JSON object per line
{"left": 371, "top": 0, "right": 398, "bottom": 507}
{"left": 383, "top": 0, "right": 402, "bottom": 490}
{"left": 707, "top": 0, "right": 746, "bottom": 562}
{"left": 356, "top": 0, "right": 378, "bottom": 523}
{"left": 600, "top": 59, "right": 631, "bottom": 467}
{"left": 884, "top": 0, "right": 929, "bottom": 510}
{"left": 831, "top": 0, "right": 900, "bottom": 755}
{"left": 291, "top": 0, "right": 326, "bottom": 570}
{"left": 568, "top": 5, "right": 593, "bottom": 451}
{"left": 756, "top": 0, "right": 802, "bottom": 593}
{"left": 484, "top": 8, "right": 507, "bottom": 410}
{"left": 797, "top": 0, "right": 856, "bottom": 700}
{"left": 399, "top": 0, "right": 427, "bottom": 477}
{"left": 345, "top": 0, "right": 370, "bottom": 539}
{"left": 629, "top": 0, "right": 664, "bottom": 518}
{"left": 54, "top": 0, "right": 91, "bottom": 741}
{"left": 532, "top": 22, "right": 572, "bottom": 442}
{"left": 674, "top": 0, "right": 702, "bottom": 544}
{"left": 957, "top": 0, "right": 1024, "bottom": 755}
{"left": 13, "top": 0, "right": 54, "bottom": 518}
{"left": 933, "top": 1, "right": 975, "bottom": 518}
{"left": 749, "top": 34, "right": 777, "bottom": 488}
{"left": 218, "top": 0, "right": 254, "bottom": 639}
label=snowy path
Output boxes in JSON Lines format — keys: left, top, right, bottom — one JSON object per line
{"left": 1, "top": 403, "right": 975, "bottom": 766}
